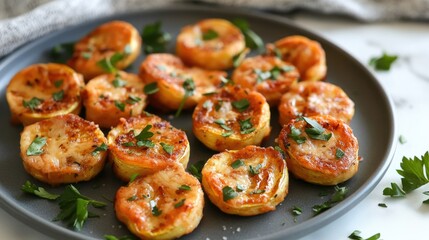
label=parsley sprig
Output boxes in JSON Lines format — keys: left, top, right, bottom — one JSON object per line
{"left": 369, "top": 52, "right": 398, "bottom": 71}
{"left": 175, "top": 78, "right": 195, "bottom": 117}
{"left": 141, "top": 21, "right": 171, "bottom": 54}
{"left": 22, "top": 182, "right": 106, "bottom": 231}
{"left": 232, "top": 18, "right": 264, "bottom": 52}
{"left": 134, "top": 125, "right": 155, "bottom": 148}
{"left": 348, "top": 230, "right": 381, "bottom": 240}
{"left": 383, "top": 152, "right": 429, "bottom": 203}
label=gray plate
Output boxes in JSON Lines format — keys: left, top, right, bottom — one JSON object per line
{"left": 0, "top": 4, "right": 396, "bottom": 240}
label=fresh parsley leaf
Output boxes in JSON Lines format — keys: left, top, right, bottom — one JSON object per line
{"left": 50, "top": 42, "right": 74, "bottom": 63}
{"left": 21, "top": 181, "right": 59, "bottom": 200}
{"left": 160, "top": 142, "right": 174, "bottom": 154}
{"left": 249, "top": 164, "right": 262, "bottom": 176}
{"left": 288, "top": 126, "right": 306, "bottom": 144}
{"left": 313, "top": 186, "right": 348, "bottom": 215}
{"left": 136, "top": 140, "right": 155, "bottom": 148}
{"left": 202, "top": 29, "right": 218, "bottom": 40}
{"left": 254, "top": 69, "right": 271, "bottom": 83}
{"left": 336, "top": 148, "right": 345, "bottom": 159}
{"left": 399, "top": 135, "right": 406, "bottom": 144}
{"left": 52, "top": 90, "right": 64, "bottom": 101}
{"left": 135, "top": 125, "right": 154, "bottom": 141}
{"left": 236, "top": 184, "right": 245, "bottom": 192}
{"left": 114, "top": 100, "right": 125, "bottom": 112}
{"left": 54, "top": 185, "right": 106, "bottom": 231}
{"left": 126, "top": 96, "right": 141, "bottom": 105}
{"left": 221, "top": 131, "right": 233, "bottom": 137}
{"left": 54, "top": 79, "right": 63, "bottom": 88}
{"left": 150, "top": 200, "right": 162, "bottom": 216}
{"left": 348, "top": 230, "right": 381, "bottom": 240}
{"left": 23, "top": 97, "right": 43, "bottom": 111}
{"left": 178, "top": 185, "right": 191, "bottom": 191}
{"left": 122, "top": 142, "right": 135, "bottom": 147}
{"left": 398, "top": 152, "right": 429, "bottom": 192}
{"left": 129, "top": 173, "right": 139, "bottom": 183}
{"left": 231, "top": 159, "right": 245, "bottom": 169}
{"left": 232, "top": 99, "right": 250, "bottom": 112}
{"left": 97, "top": 53, "right": 124, "bottom": 73}
{"left": 112, "top": 75, "right": 126, "bottom": 88}
{"left": 188, "top": 161, "right": 205, "bottom": 181}
{"left": 383, "top": 182, "right": 406, "bottom": 197}
{"left": 174, "top": 199, "right": 186, "bottom": 208}
{"left": 232, "top": 49, "right": 247, "bottom": 67}
{"left": 81, "top": 52, "right": 92, "bottom": 59}
{"left": 143, "top": 82, "right": 159, "bottom": 95}
{"left": 219, "top": 76, "right": 234, "bottom": 87}
{"left": 92, "top": 143, "right": 108, "bottom": 156}
{"left": 274, "top": 146, "right": 286, "bottom": 158}
{"left": 175, "top": 78, "right": 195, "bottom": 117}
{"left": 26, "top": 136, "right": 47, "bottom": 156}
{"left": 239, "top": 118, "right": 255, "bottom": 134}
{"left": 202, "top": 100, "right": 213, "bottom": 110}
{"left": 303, "top": 117, "right": 332, "bottom": 141}
{"left": 232, "top": 18, "right": 264, "bottom": 52}
{"left": 222, "top": 186, "right": 238, "bottom": 201}
{"left": 378, "top": 203, "right": 387, "bottom": 208}
{"left": 369, "top": 52, "right": 398, "bottom": 71}
{"left": 141, "top": 21, "right": 171, "bottom": 54}
{"left": 291, "top": 206, "right": 302, "bottom": 216}
{"left": 214, "top": 118, "right": 232, "bottom": 131}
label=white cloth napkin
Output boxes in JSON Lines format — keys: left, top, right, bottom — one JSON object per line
{"left": 1, "top": 0, "right": 429, "bottom": 57}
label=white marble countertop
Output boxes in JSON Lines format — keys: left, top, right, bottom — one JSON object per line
{"left": 1, "top": 11, "right": 428, "bottom": 240}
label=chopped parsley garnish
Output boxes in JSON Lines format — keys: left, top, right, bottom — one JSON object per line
{"left": 214, "top": 118, "right": 232, "bottom": 131}
{"left": 174, "top": 199, "right": 186, "bottom": 208}
{"left": 312, "top": 186, "right": 348, "bottom": 215}
{"left": 129, "top": 173, "right": 139, "bottom": 183}
{"left": 249, "top": 164, "right": 262, "bottom": 176}
{"left": 134, "top": 125, "right": 154, "bottom": 148}
{"left": 81, "top": 52, "right": 92, "bottom": 59}
{"left": 126, "top": 96, "right": 141, "bottom": 104}
{"left": 378, "top": 203, "right": 387, "bottom": 208}
{"left": 188, "top": 161, "right": 205, "bottom": 181}
{"left": 232, "top": 18, "right": 264, "bottom": 52}
{"left": 273, "top": 46, "right": 282, "bottom": 59}
{"left": 52, "top": 90, "right": 64, "bottom": 101}
{"left": 202, "top": 29, "right": 218, "bottom": 40}
{"left": 369, "top": 52, "right": 398, "bottom": 71}
{"left": 232, "top": 99, "right": 250, "bottom": 112}
{"left": 122, "top": 142, "right": 135, "bottom": 147}
{"left": 399, "top": 135, "right": 407, "bottom": 144}
{"left": 336, "top": 148, "right": 345, "bottom": 159}
{"left": 348, "top": 230, "right": 381, "bottom": 240}
{"left": 219, "top": 76, "right": 234, "bottom": 87}
{"left": 222, "top": 186, "right": 238, "bottom": 201}
{"left": 288, "top": 126, "right": 306, "bottom": 144}
{"left": 97, "top": 52, "right": 124, "bottom": 73}
{"left": 54, "top": 185, "right": 106, "bottom": 231}
{"left": 254, "top": 69, "right": 271, "bottom": 83}
{"left": 21, "top": 181, "right": 59, "bottom": 200}
{"left": 239, "top": 118, "right": 255, "bottom": 134}
{"left": 175, "top": 78, "right": 195, "bottom": 117}
{"left": 127, "top": 195, "right": 137, "bottom": 201}
{"left": 23, "top": 97, "right": 43, "bottom": 111}
{"left": 291, "top": 206, "right": 302, "bottom": 216}
{"left": 274, "top": 146, "right": 286, "bottom": 158}
{"left": 202, "top": 100, "right": 213, "bottom": 110}
{"left": 92, "top": 143, "right": 108, "bottom": 156}
{"left": 26, "top": 136, "right": 47, "bottom": 156}
{"left": 141, "top": 21, "right": 171, "bottom": 54}
{"left": 160, "top": 142, "right": 174, "bottom": 155}
{"left": 231, "top": 159, "right": 245, "bottom": 169}
{"left": 221, "top": 131, "right": 233, "bottom": 137}
{"left": 54, "top": 79, "right": 63, "bottom": 88}
{"left": 178, "top": 185, "right": 191, "bottom": 191}
{"left": 383, "top": 183, "right": 405, "bottom": 197}
{"left": 232, "top": 49, "right": 247, "bottom": 67}
{"left": 112, "top": 75, "right": 126, "bottom": 88}
{"left": 49, "top": 42, "right": 74, "bottom": 63}
{"left": 114, "top": 100, "right": 125, "bottom": 112}
{"left": 236, "top": 184, "right": 245, "bottom": 192}
{"left": 143, "top": 82, "right": 159, "bottom": 95}
{"left": 150, "top": 200, "right": 162, "bottom": 216}
{"left": 303, "top": 117, "right": 332, "bottom": 141}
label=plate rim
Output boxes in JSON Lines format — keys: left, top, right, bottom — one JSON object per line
{"left": 0, "top": 4, "right": 397, "bottom": 240}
